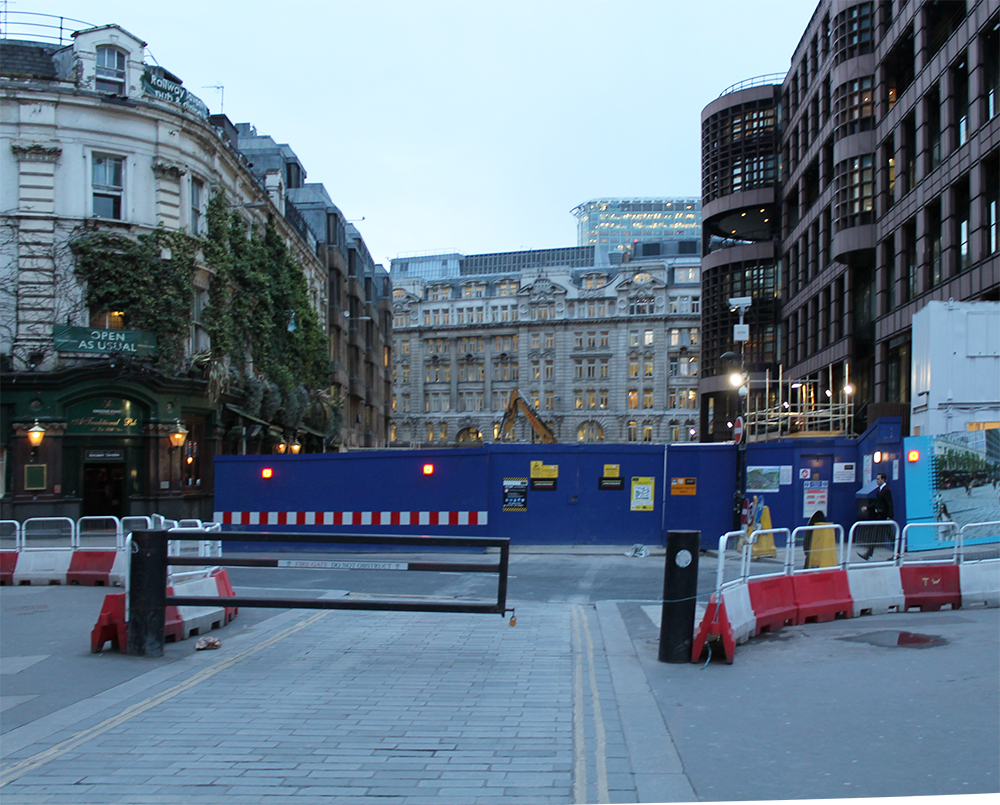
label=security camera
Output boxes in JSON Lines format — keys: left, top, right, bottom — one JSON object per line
{"left": 728, "top": 296, "right": 752, "bottom": 309}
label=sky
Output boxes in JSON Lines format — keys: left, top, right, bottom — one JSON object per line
{"left": 22, "top": 0, "right": 818, "bottom": 267}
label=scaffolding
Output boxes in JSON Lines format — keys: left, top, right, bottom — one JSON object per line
{"left": 740, "top": 371, "right": 856, "bottom": 442}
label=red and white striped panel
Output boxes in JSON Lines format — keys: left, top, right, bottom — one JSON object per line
{"left": 213, "top": 510, "right": 488, "bottom": 527}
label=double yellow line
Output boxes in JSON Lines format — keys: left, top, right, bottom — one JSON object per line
{"left": 571, "top": 605, "right": 610, "bottom": 804}
{"left": 0, "top": 611, "right": 329, "bottom": 787}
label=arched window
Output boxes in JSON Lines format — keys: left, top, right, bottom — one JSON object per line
{"left": 577, "top": 421, "right": 604, "bottom": 442}
{"left": 457, "top": 427, "right": 483, "bottom": 444}
{"left": 627, "top": 420, "right": 638, "bottom": 442}
{"left": 95, "top": 46, "right": 127, "bottom": 94}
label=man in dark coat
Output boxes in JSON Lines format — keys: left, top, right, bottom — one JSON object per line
{"left": 859, "top": 471, "right": 894, "bottom": 559}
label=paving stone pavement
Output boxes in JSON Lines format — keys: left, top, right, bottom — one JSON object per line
{"left": 0, "top": 602, "right": 695, "bottom": 804}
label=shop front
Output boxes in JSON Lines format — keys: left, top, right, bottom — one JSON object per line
{"left": 1, "top": 365, "right": 217, "bottom": 523}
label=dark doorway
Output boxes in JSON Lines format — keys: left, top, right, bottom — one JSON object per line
{"left": 83, "top": 464, "right": 126, "bottom": 517}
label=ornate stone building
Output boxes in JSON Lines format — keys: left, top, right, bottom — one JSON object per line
{"left": 388, "top": 244, "right": 702, "bottom": 445}
{"left": 0, "top": 18, "right": 385, "bottom": 520}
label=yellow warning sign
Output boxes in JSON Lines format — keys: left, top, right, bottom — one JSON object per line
{"left": 530, "top": 461, "right": 559, "bottom": 479}
{"left": 670, "top": 477, "right": 697, "bottom": 495}
{"left": 630, "top": 477, "right": 655, "bottom": 511}
{"left": 604, "top": 464, "right": 620, "bottom": 479}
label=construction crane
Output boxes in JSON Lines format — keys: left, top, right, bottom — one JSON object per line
{"left": 498, "top": 387, "right": 557, "bottom": 443}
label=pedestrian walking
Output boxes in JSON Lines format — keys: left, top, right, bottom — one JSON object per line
{"left": 859, "top": 471, "right": 894, "bottom": 560}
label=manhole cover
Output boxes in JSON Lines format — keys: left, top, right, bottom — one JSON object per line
{"left": 839, "top": 630, "right": 947, "bottom": 648}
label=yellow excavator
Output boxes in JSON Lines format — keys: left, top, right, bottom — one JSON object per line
{"left": 498, "top": 387, "right": 557, "bottom": 443}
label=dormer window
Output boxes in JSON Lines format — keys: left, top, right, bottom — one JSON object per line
{"left": 95, "top": 46, "right": 127, "bottom": 94}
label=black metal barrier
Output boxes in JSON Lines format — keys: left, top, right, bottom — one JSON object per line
{"left": 128, "top": 530, "right": 512, "bottom": 656}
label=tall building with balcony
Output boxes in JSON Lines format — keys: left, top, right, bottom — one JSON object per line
{"left": 699, "top": 76, "right": 785, "bottom": 441}
{"left": 388, "top": 245, "right": 702, "bottom": 446}
{"left": 782, "top": 0, "right": 998, "bottom": 433}
{"left": 701, "top": 0, "right": 999, "bottom": 441}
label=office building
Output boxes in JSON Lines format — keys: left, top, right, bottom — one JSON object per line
{"left": 701, "top": 0, "right": 999, "bottom": 440}
{"left": 571, "top": 198, "right": 702, "bottom": 258}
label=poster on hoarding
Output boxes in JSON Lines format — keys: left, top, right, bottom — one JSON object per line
{"left": 904, "top": 431, "right": 1000, "bottom": 550}
{"left": 803, "top": 481, "right": 829, "bottom": 520}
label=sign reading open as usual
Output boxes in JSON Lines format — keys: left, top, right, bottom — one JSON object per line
{"left": 53, "top": 325, "right": 157, "bottom": 357}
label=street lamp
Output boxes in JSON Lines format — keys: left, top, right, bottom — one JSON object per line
{"left": 167, "top": 420, "right": 188, "bottom": 492}
{"left": 27, "top": 420, "right": 46, "bottom": 449}
{"left": 27, "top": 419, "right": 46, "bottom": 460}
{"left": 289, "top": 439, "right": 302, "bottom": 455}
{"left": 168, "top": 420, "right": 188, "bottom": 449}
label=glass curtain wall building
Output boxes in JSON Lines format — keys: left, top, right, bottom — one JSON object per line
{"left": 571, "top": 198, "right": 702, "bottom": 257}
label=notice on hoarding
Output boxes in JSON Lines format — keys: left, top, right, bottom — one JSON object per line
{"left": 530, "top": 461, "right": 558, "bottom": 479}
{"left": 670, "top": 477, "right": 697, "bottom": 496}
{"left": 833, "top": 462, "right": 856, "bottom": 483}
{"left": 746, "top": 466, "right": 781, "bottom": 493}
{"left": 503, "top": 478, "right": 528, "bottom": 512}
{"left": 803, "top": 481, "right": 829, "bottom": 520}
{"left": 630, "top": 477, "right": 655, "bottom": 511}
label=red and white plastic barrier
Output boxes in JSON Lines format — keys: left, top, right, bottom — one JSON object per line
{"left": 91, "top": 567, "right": 238, "bottom": 652}
{"left": 693, "top": 520, "right": 1000, "bottom": 664}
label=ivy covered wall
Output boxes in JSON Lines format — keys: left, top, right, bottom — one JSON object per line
{"left": 72, "top": 193, "right": 341, "bottom": 449}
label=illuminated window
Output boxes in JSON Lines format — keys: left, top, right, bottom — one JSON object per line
{"left": 628, "top": 390, "right": 638, "bottom": 409}
{"left": 90, "top": 310, "right": 125, "bottom": 330}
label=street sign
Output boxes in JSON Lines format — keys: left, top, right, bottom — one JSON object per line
{"left": 733, "top": 416, "right": 744, "bottom": 444}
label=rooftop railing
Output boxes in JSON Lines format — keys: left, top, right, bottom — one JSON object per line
{"left": 0, "top": 11, "right": 94, "bottom": 46}
{"left": 718, "top": 73, "right": 787, "bottom": 98}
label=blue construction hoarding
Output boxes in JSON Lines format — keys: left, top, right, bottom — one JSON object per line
{"left": 213, "top": 419, "right": 908, "bottom": 550}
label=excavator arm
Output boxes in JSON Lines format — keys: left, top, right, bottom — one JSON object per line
{"left": 499, "top": 387, "right": 556, "bottom": 443}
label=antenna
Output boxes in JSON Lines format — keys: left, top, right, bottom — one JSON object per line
{"left": 202, "top": 85, "right": 224, "bottom": 113}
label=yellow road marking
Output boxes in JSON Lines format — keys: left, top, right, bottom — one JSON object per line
{"left": 571, "top": 605, "right": 610, "bottom": 805}
{"left": 0, "top": 611, "right": 329, "bottom": 787}
{"left": 572, "top": 606, "right": 587, "bottom": 804}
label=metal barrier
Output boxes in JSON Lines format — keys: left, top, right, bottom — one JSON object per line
{"left": 127, "top": 529, "right": 512, "bottom": 656}
{"left": 167, "top": 525, "right": 223, "bottom": 583}
{"left": 847, "top": 519, "right": 902, "bottom": 564}
{"left": 122, "top": 516, "right": 153, "bottom": 535}
{"left": 957, "top": 521, "right": 1000, "bottom": 560}
{"left": 22, "top": 517, "right": 75, "bottom": 549}
{"left": 1, "top": 520, "right": 20, "bottom": 551}
{"left": 900, "top": 522, "right": 960, "bottom": 564}
{"left": 790, "top": 523, "right": 846, "bottom": 571}
{"left": 78, "top": 516, "right": 122, "bottom": 549}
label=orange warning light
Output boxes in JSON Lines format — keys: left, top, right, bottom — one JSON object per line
{"left": 422, "top": 463, "right": 435, "bottom": 476}
{"left": 261, "top": 468, "right": 273, "bottom": 479}
{"left": 907, "top": 450, "right": 920, "bottom": 463}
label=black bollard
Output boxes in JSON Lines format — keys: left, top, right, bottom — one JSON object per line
{"left": 658, "top": 530, "right": 700, "bottom": 663}
{"left": 127, "top": 529, "right": 168, "bottom": 657}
